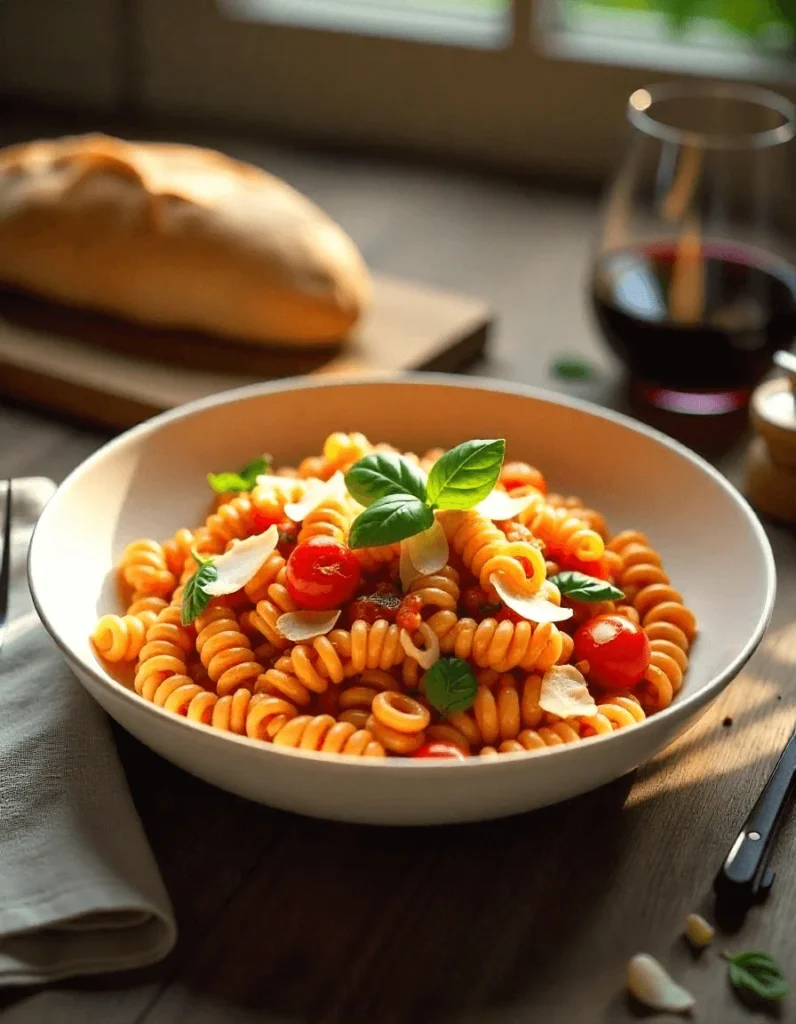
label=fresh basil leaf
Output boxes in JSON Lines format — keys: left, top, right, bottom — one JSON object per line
{"left": 181, "top": 561, "right": 218, "bottom": 626}
{"left": 551, "top": 355, "right": 595, "bottom": 381}
{"left": 426, "top": 439, "right": 505, "bottom": 510}
{"left": 425, "top": 657, "right": 478, "bottom": 717}
{"left": 348, "top": 493, "right": 434, "bottom": 549}
{"left": 345, "top": 453, "right": 427, "bottom": 507}
{"left": 548, "top": 570, "right": 623, "bottom": 602}
{"left": 727, "top": 952, "right": 788, "bottom": 1002}
{"left": 207, "top": 455, "right": 270, "bottom": 494}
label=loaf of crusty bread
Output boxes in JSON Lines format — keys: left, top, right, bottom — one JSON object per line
{"left": 0, "top": 134, "right": 371, "bottom": 345}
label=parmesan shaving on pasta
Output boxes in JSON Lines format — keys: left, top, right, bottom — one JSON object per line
{"left": 539, "top": 665, "right": 598, "bottom": 719}
{"left": 405, "top": 519, "right": 449, "bottom": 575}
{"left": 476, "top": 489, "right": 541, "bottom": 521}
{"left": 276, "top": 610, "right": 341, "bottom": 642}
{"left": 400, "top": 622, "right": 441, "bottom": 671}
{"left": 284, "top": 471, "right": 346, "bottom": 523}
{"left": 400, "top": 542, "right": 422, "bottom": 593}
{"left": 490, "top": 574, "right": 574, "bottom": 624}
{"left": 255, "top": 473, "right": 305, "bottom": 495}
{"left": 202, "top": 526, "right": 279, "bottom": 596}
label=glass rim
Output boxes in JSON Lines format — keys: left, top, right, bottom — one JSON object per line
{"left": 627, "top": 81, "right": 796, "bottom": 150}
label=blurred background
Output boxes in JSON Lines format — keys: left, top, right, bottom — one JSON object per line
{"left": 2, "top": 0, "right": 796, "bottom": 465}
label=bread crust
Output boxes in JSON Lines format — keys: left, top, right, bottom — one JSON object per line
{"left": 0, "top": 134, "right": 371, "bottom": 345}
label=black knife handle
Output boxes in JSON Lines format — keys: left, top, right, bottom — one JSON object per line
{"left": 714, "top": 727, "right": 796, "bottom": 909}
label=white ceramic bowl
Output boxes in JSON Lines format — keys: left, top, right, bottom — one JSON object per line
{"left": 29, "top": 375, "right": 775, "bottom": 825}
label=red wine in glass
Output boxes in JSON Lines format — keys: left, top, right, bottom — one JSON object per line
{"left": 591, "top": 240, "right": 796, "bottom": 414}
{"left": 592, "top": 83, "right": 796, "bottom": 423}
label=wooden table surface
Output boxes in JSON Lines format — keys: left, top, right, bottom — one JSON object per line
{"left": 1, "top": 123, "right": 796, "bottom": 1024}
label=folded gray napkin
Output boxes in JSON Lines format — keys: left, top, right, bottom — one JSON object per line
{"left": 0, "top": 478, "right": 176, "bottom": 985}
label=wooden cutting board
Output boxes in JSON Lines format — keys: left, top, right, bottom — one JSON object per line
{"left": 0, "top": 274, "right": 491, "bottom": 429}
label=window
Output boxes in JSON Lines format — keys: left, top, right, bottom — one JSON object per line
{"left": 131, "top": 0, "right": 796, "bottom": 181}
{"left": 547, "top": 0, "right": 796, "bottom": 81}
{"left": 223, "top": 0, "right": 514, "bottom": 48}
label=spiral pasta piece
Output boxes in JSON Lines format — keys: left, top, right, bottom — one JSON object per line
{"left": 580, "top": 693, "right": 646, "bottom": 736}
{"left": 195, "top": 606, "right": 263, "bottom": 697}
{"left": 125, "top": 595, "right": 168, "bottom": 630}
{"left": 163, "top": 527, "right": 199, "bottom": 578}
{"left": 545, "top": 494, "right": 609, "bottom": 539}
{"left": 92, "top": 614, "right": 147, "bottom": 662}
{"left": 426, "top": 610, "right": 572, "bottom": 673}
{"left": 607, "top": 530, "right": 670, "bottom": 599}
{"left": 354, "top": 543, "right": 401, "bottom": 572}
{"left": 244, "top": 598, "right": 291, "bottom": 650}
{"left": 119, "top": 539, "right": 175, "bottom": 597}
{"left": 408, "top": 565, "right": 460, "bottom": 609}
{"left": 244, "top": 551, "right": 287, "bottom": 604}
{"left": 298, "top": 494, "right": 356, "bottom": 544}
{"left": 323, "top": 431, "right": 373, "bottom": 471}
{"left": 327, "top": 621, "right": 405, "bottom": 674}
{"left": 134, "top": 605, "right": 194, "bottom": 698}
{"left": 204, "top": 495, "right": 255, "bottom": 552}
{"left": 437, "top": 509, "right": 545, "bottom": 594}
{"left": 272, "top": 713, "right": 386, "bottom": 756}
{"left": 524, "top": 505, "right": 604, "bottom": 562}
{"left": 151, "top": 681, "right": 300, "bottom": 741}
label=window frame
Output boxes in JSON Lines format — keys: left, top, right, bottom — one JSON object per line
{"left": 134, "top": 0, "right": 796, "bottom": 180}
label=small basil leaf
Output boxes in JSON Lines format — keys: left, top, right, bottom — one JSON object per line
{"left": 548, "top": 570, "right": 623, "bottom": 602}
{"left": 348, "top": 493, "right": 434, "bottom": 549}
{"left": 345, "top": 453, "right": 427, "bottom": 507}
{"left": 426, "top": 439, "right": 505, "bottom": 510}
{"left": 727, "top": 952, "right": 788, "bottom": 1002}
{"left": 425, "top": 657, "right": 478, "bottom": 717}
{"left": 207, "top": 455, "right": 270, "bottom": 494}
{"left": 181, "top": 562, "right": 218, "bottom": 626}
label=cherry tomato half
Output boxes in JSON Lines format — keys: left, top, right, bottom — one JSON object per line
{"left": 412, "top": 742, "right": 468, "bottom": 760}
{"left": 573, "top": 613, "right": 650, "bottom": 690}
{"left": 285, "top": 537, "right": 361, "bottom": 611}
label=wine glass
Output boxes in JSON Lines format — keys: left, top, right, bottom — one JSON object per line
{"left": 590, "top": 82, "right": 796, "bottom": 423}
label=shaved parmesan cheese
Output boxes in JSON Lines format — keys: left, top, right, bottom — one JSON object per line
{"left": 255, "top": 473, "right": 301, "bottom": 493}
{"left": 284, "top": 471, "right": 346, "bottom": 523}
{"left": 400, "top": 542, "right": 421, "bottom": 593}
{"left": 490, "top": 574, "right": 573, "bottom": 623}
{"left": 476, "top": 489, "right": 541, "bottom": 521}
{"left": 203, "top": 526, "right": 279, "bottom": 596}
{"left": 539, "top": 665, "right": 598, "bottom": 719}
{"left": 406, "top": 519, "right": 449, "bottom": 575}
{"left": 400, "top": 622, "right": 441, "bottom": 671}
{"left": 276, "top": 610, "right": 341, "bottom": 641}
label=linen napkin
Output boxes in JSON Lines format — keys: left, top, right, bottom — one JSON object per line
{"left": 0, "top": 478, "right": 176, "bottom": 985}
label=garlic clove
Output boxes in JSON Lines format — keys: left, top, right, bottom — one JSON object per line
{"left": 683, "top": 913, "right": 715, "bottom": 950}
{"left": 627, "top": 954, "right": 695, "bottom": 1014}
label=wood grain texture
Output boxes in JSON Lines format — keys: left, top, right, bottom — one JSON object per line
{"left": 1, "top": 121, "right": 795, "bottom": 1024}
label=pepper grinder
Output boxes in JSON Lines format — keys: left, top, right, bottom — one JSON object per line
{"left": 745, "top": 351, "right": 796, "bottom": 524}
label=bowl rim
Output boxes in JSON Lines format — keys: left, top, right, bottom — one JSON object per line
{"left": 28, "top": 371, "right": 777, "bottom": 770}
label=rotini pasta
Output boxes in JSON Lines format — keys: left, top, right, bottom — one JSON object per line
{"left": 92, "top": 432, "right": 696, "bottom": 760}
{"left": 119, "top": 539, "right": 175, "bottom": 597}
